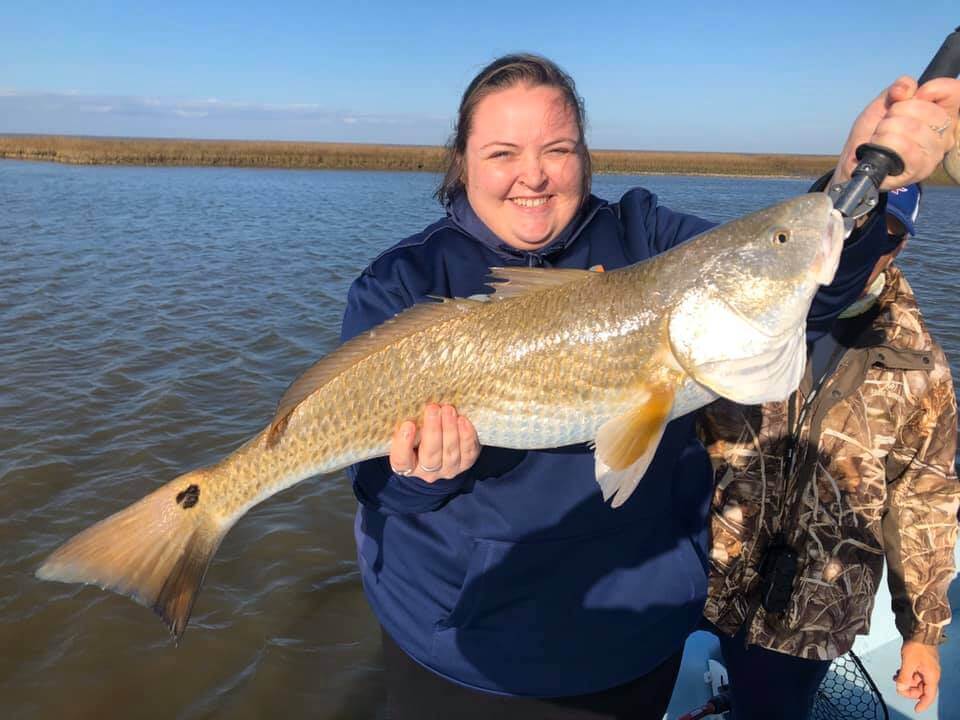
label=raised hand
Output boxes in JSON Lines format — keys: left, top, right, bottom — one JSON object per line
{"left": 833, "top": 76, "right": 960, "bottom": 190}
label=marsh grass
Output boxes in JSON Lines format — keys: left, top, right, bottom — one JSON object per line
{"left": 0, "top": 135, "right": 954, "bottom": 183}
{"left": 0, "top": 135, "right": 445, "bottom": 171}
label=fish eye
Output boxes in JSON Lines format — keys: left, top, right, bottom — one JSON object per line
{"left": 772, "top": 229, "right": 790, "bottom": 245}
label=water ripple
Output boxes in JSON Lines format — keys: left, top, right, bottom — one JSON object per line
{"left": 1, "top": 160, "right": 957, "bottom": 719}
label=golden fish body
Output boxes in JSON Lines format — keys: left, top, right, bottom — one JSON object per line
{"left": 37, "top": 192, "right": 844, "bottom": 639}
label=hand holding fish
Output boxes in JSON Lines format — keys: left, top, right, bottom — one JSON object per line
{"left": 833, "top": 76, "right": 960, "bottom": 190}
{"left": 389, "top": 404, "right": 480, "bottom": 482}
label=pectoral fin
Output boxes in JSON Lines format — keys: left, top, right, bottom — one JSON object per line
{"left": 593, "top": 384, "right": 674, "bottom": 508}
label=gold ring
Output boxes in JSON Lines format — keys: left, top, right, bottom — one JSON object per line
{"left": 418, "top": 461, "right": 443, "bottom": 473}
{"left": 930, "top": 119, "right": 952, "bottom": 137}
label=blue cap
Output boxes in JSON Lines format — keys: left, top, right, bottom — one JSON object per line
{"left": 886, "top": 184, "right": 921, "bottom": 236}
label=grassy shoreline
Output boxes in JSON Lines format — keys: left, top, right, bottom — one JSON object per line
{"left": 1, "top": 134, "right": 955, "bottom": 184}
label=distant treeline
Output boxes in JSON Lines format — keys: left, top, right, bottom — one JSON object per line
{"left": 1, "top": 134, "right": 955, "bottom": 184}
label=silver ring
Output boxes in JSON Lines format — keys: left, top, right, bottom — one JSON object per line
{"left": 930, "top": 119, "right": 952, "bottom": 137}
{"left": 390, "top": 465, "right": 414, "bottom": 477}
{"left": 417, "top": 461, "right": 443, "bottom": 473}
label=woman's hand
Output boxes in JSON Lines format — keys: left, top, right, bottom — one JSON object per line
{"left": 833, "top": 76, "right": 960, "bottom": 190}
{"left": 389, "top": 404, "right": 481, "bottom": 482}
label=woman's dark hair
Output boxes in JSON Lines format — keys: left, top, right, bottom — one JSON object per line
{"left": 435, "top": 53, "right": 591, "bottom": 206}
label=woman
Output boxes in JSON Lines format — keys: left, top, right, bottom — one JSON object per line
{"left": 340, "top": 54, "right": 959, "bottom": 719}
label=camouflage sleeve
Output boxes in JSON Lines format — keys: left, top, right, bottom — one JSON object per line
{"left": 882, "top": 357, "right": 960, "bottom": 645}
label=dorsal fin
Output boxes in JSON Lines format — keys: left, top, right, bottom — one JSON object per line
{"left": 486, "top": 266, "right": 598, "bottom": 300}
{"left": 267, "top": 266, "right": 599, "bottom": 444}
{"left": 267, "top": 297, "right": 482, "bottom": 441}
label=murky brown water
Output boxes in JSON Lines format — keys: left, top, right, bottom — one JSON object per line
{"left": 2, "top": 161, "right": 957, "bottom": 719}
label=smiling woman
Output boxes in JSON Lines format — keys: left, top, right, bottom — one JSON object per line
{"left": 336, "top": 52, "right": 960, "bottom": 720}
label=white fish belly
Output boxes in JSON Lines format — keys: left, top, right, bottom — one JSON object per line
{"left": 469, "top": 401, "right": 611, "bottom": 449}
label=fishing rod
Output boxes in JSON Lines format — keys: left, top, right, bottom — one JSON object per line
{"left": 828, "top": 26, "right": 960, "bottom": 229}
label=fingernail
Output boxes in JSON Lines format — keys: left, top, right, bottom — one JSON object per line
{"left": 427, "top": 406, "right": 440, "bottom": 419}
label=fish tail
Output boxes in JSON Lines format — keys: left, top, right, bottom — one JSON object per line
{"left": 35, "top": 468, "right": 228, "bottom": 642}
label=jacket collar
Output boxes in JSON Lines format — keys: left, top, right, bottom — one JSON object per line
{"left": 825, "top": 266, "right": 932, "bottom": 373}
{"left": 833, "top": 268, "right": 921, "bottom": 347}
{"left": 446, "top": 192, "right": 606, "bottom": 264}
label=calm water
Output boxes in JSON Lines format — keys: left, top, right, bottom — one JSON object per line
{"left": 1, "top": 161, "right": 958, "bottom": 719}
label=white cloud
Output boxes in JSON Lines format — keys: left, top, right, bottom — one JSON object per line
{"left": 0, "top": 89, "right": 455, "bottom": 144}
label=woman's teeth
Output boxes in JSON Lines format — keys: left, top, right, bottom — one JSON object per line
{"left": 512, "top": 197, "right": 548, "bottom": 208}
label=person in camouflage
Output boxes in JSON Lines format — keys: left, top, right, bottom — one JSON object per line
{"left": 697, "top": 184, "right": 959, "bottom": 719}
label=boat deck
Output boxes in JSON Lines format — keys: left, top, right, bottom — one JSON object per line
{"left": 667, "top": 545, "right": 960, "bottom": 719}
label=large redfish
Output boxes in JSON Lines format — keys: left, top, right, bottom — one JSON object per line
{"left": 37, "top": 193, "right": 844, "bottom": 640}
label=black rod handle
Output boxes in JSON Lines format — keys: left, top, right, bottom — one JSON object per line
{"left": 918, "top": 26, "right": 960, "bottom": 84}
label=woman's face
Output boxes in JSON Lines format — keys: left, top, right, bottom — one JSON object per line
{"left": 464, "top": 84, "right": 584, "bottom": 251}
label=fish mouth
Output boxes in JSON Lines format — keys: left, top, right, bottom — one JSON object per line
{"left": 811, "top": 209, "right": 844, "bottom": 286}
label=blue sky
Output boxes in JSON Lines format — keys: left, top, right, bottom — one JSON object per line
{"left": 1, "top": 1, "right": 957, "bottom": 153}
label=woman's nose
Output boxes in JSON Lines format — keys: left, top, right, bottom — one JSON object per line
{"left": 519, "top": 153, "right": 547, "bottom": 188}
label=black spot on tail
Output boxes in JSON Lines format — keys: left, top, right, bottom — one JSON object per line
{"left": 176, "top": 484, "right": 200, "bottom": 509}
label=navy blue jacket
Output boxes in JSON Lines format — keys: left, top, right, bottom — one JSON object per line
{"left": 340, "top": 187, "right": 887, "bottom": 696}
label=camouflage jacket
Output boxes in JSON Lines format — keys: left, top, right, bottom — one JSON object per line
{"left": 698, "top": 266, "right": 959, "bottom": 660}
